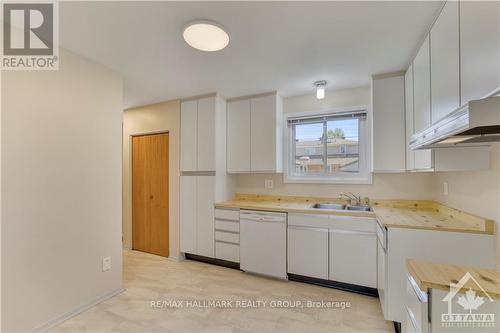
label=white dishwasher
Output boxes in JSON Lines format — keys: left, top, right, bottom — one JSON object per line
{"left": 240, "top": 210, "right": 287, "bottom": 279}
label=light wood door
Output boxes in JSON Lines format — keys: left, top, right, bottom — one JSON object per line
{"left": 250, "top": 95, "right": 277, "bottom": 172}
{"left": 227, "top": 99, "right": 251, "bottom": 172}
{"left": 132, "top": 133, "right": 169, "bottom": 257}
{"left": 430, "top": 0, "right": 460, "bottom": 123}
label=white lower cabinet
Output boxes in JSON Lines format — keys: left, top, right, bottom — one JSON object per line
{"left": 329, "top": 217, "right": 377, "bottom": 288}
{"left": 288, "top": 226, "right": 329, "bottom": 279}
{"left": 214, "top": 208, "right": 240, "bottom": 263}
{"left": 287, "top": 213, "right": 377, "bottom": 288}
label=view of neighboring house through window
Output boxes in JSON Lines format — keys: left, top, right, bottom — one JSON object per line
{"left": 286, "top": 109, "right": 371, "bottom": 184}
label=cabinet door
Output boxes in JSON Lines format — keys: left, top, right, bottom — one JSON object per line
{"left": 227, "top": 99, "right": 251, "bottom": 172}
{"left": 377, "top": 240, "right": 387, "bottom": 316}
{"left": 180, "top": 176, "right": 197, "bottom": 253}
{"left": 431, "top": 1, "right": 460, "bottom": 122}
{"left": 404, "top": 65, "right": 415, "bottom": 171}
{"left": 197, "top": 97, "right": 216, "bottom": 171}
{"left": 329, "top": 230, "right": 377, "bottom": 288}
{"left": 250, "top": 95, "right": 277, "bottom": 172}
{"left": 288, "top": 226, "right": 329, "bottom": 279}
{"left": 460, "top": 1, "right": 500, "bottom": 103}
{"left": 373, "top": 75, "right": 406, "bottom": 172}
{"left": 413, "top": 36, "right": 433, "bottom": 171}
{"left": 196, "top": 176, "right": 215, "bottom": 258}
{"left": 180, "top": 100, "right": 198, "bottom": 172}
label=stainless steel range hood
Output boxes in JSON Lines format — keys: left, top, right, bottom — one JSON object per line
{"left": 410, "top": 94, "right": 500, "bottom": 149}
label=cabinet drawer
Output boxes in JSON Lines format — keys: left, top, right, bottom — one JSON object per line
{"left": 215, "top": 241, "right": 239, "bottom": 263}
{"left": 330, "top": 216, "right": 376, "bottom": 233}
{"left": 215, "top": 231, "right": 239, "bottom": 244}
{"left": 215, "top": 208, "right": 239, "bottom": 221}
{"left": 288, "top": 213, "right": 329, "bottom": 229}
{"left": 215, "top": 219, "right": 239, "bottom": 233}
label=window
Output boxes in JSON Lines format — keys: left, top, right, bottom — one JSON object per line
{"left": 285, "top": 108, "right": 372, "bottom": 184}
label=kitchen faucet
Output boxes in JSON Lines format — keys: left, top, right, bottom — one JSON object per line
{"left": 338, "top": 193, "right": 368, "bottom": 206}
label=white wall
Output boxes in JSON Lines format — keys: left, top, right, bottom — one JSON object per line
{"left": 235, "top": 87, "right": 434, "bottom": 200}
{"left": 122, "top": 100, "right": 181, "bottom": 260}
{"left": 1, "top": 49, "right": 123, "bottom": 332}
{"left": 432, "top": 143, "right": 500, "bottom": 267}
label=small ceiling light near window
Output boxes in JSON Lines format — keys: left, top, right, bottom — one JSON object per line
{"left": 183, "top": 20, "right": 229, "bottom": 52}
{"left": 315, "top": 81, "right": 326, "bottom": 99}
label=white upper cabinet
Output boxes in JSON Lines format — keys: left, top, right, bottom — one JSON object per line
{"left": 227, "top": 99, "right": 251, "bottom": 172}
{"left": 181, "top": 95, "right": 224, "bottom": 172}
{"left": 413, "top": 36, "right": 431, "bottom": 134}
{"left": 372, "top": 74, "right": 406, "bottom": 172}
{"left": 180, "top": 100, "right": 198, "bottom": 172}
{"left": 460, "top": 0, "right": 500, "bottom": 104}
{"left": 430, "top": 0, "right": 460, "bottom": 122}
{"left": 196, "top": 97, "right": 216, "bottom": 171}
{"left": 412, "top": 36, "right": 433, "bottom": 170}
{"left": 227, "top": 93, "right": 283, "bottom": 173}
{"left": 404, "top": 65, "right": 415, "bottom": 171}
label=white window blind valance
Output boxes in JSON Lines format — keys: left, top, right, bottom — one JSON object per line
{"left": 287, "top": 110, "right": 367, "bottom": 125}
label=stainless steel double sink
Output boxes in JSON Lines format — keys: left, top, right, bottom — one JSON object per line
{"left": 311, "top": 203, "right": 372, "bottom": 212}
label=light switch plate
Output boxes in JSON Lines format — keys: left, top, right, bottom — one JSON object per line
{"left": 102, "top": 257, "right": 111, "bottom": 272}
{"left": 443, "top": 182, "right": 449, "bottom": 196}
{"left": 265, "top": 179, "right": 274, "bottom": 189}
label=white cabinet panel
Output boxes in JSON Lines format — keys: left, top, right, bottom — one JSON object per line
{"left": 329, "top": 229, "right": 377, "bottom": 288}
{"left": 196, "top": 176, "right": 215, "bottom": 258}
{"left": 180, "top": 176, "right": 197, "bottom": 253}
{"left": 215, "top": 242, "right": 239, "bottom": 263}
{"left": 460, "top": 0, "right": 500, "bottom": 104}
{"left": 372, "top": 75, "right": 406, "bottom": 172}
{"left": 431, "top": 1, "right": 460, "bottom": 123}
{"left": 250, "top": 95, "right": 278, "bottom": 172}
{"left": 227, "top": 99, "right": 251, "bottom": 172}
{"left": 413, "top": 36, "right": 433, "bottom": 171}
{"left": 413, "top": 36, "right": 431, "bottom": 133}
{"left": 288, "top": 226, "right": 329, "bottom": 279}
{"left": 197, "top": 97, "right": 216, "bottom": 171}
{"left": 180, "top": 100, "right": 198, "bottom": 172}
{"left": 404, "top": 66, "right": 415, "bottom": 171}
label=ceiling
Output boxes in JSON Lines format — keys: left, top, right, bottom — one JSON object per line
{"left": 60, "top": 1, "right": 443, "bottom": 109}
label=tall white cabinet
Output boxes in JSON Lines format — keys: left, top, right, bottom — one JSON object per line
{"left": 180, "top": 94, "right": 234, "bottom": 258}
{"left": 227, "top": 92, "right": 283, "bottom": 173}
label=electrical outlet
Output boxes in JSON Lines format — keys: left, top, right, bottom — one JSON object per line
{"left": 102, "top": 257, "right": 111, "bottom": 272}
{"left": 443, "top": 182, "right": 449, "bottom": 196}
{"left": 265, "top": 179, "right": 274, "bottom": 189}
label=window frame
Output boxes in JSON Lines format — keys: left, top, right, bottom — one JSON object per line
{"left": 283, "top": 106, "right": 373, "bottom": 184}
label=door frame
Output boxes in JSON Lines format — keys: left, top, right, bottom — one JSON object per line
{"left": 130, "top": 130, "right": 170, "bottom": 255}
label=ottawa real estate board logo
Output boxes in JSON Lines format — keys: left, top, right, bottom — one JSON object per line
{"left": 1, "top": 1, "right": 59, "bottom": 70}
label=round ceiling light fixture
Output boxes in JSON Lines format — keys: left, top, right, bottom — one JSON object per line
{"left": 183, "top": 20, "right": 230, "bottom": 52}
{"left": 315, "top": 80, "right": 327, "bottom": 99}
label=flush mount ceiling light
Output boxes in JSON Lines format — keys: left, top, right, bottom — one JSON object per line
{"left": 183, "top": 20, "right": 229, "bottom": 52}
{"left": 315, "top": 81, "right": 327, "bottom": 99}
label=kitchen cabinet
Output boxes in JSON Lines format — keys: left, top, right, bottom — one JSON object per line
{"left": 181, "top": 95, "right": 220, "bottom": 172}
{"left": 227, "top": 99, "right": 251, "bottom": 172}
{"left": 227, "top": 92, "right": 283, "bottom": 173}
{"left": 329, "top": 217, "right": 377, "bottom": 288}
{"left": 430, "top": 0, "right": 460, "bottom": 123}
{"left": 382, "top": 227, "right": 496, "bottom": 324}
{"left": 214, "top": 208, "right": 240, "bottom": 263}
{"left": 287, "top": 214, "right": 329, "bottom": 279}
{"left": 460, "top": 0, "right": 500, "bottom": 104}
{"left": 180, "top": 175, "right": 217, "bottom": 257}
{"left": 376, "top": 222, "right": 387, "bottom": 318}
{"left": 372, "top": 74, "right": 406, "bottom": 172}
{"left": 412, "top": 36, "right": 434, "bottom": 171}
{"left": 404, "top": 65, "right": 415, "bottom": 171}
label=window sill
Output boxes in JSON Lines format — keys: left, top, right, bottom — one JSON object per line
{"left": 283, "top": 173, "right": 373, "bottom": 185}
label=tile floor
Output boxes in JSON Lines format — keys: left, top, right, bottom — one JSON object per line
{"left": 51, "top": 250, "right": 393, "bottom": 333}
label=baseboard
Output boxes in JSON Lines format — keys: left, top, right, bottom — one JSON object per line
{"left": 185, "top": 253, "right": 240, "bottom": 270}
{"left": 30, "top": 288, "right": 125, "bottom": 333}
{"left": 288, "top": 274, "right": 378, "bottom": 297}
{"left": 167, "top": 255, "right": 183, "bottom": 262}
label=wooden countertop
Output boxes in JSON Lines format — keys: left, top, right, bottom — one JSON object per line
{"left": 407, "top": 259, "right": 500, "bottom": 300}
{"left": 215, "top": 194, "right": 375, "bottom": 218}
{"left": 372, "top": 200, "right": 495, "bottom": 235}
{"left": 215, "top": 194, "right": 495, "bottom": 235}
